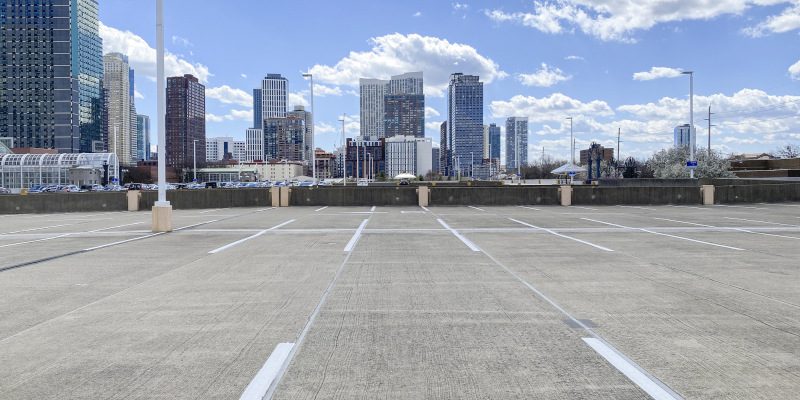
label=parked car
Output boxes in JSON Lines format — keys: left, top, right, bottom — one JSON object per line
{"left": 127, "top": 183, "right": 144, "bottom": 191}
{"left": 0, "top": 187, "right": 11, "bottom": 195}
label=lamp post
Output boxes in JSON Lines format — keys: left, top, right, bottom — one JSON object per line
{"left": 152, "top": 0, "right": 172, "bottom": 232}
{"left": 302, "top": 73, "right": 315, "bottom": 181}
{"left": 565, "top": 117, "right": 574, "bottom": 165}
{"left": 192, "top": 139, "right": 198, "bottom": 182}
{"left": 681, "top": 71, "right": 695, "bottom": 179}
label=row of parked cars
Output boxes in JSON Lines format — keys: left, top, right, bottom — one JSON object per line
{"left": 0, "top": 180, "right": 328, "bottom": 195}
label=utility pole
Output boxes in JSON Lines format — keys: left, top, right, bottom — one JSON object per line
{"left": 704, "top": 105, "right": 715, "bottom": 158}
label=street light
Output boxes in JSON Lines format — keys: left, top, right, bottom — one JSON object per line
{"left": 193, "top": 139, "right": 198, "bottom": 182}
{"left": 302, "top": 73, "right": 315, "bottom": 181}
{"left": 565, "top": 117, "right": 574, "bottom": 164}
{"left": 152, "top": 0, "right": 172, "bottom": 232}
{"left": 681, "top": 70, "right": 695, "bottom": 179}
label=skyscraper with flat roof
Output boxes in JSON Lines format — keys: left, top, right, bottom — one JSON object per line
{"left": 360, "top": 78, "right": 388, "bottom": 139}
{"left": 506, "top": 117, "right": 528, "bottom": 170}
{"left": 166, "top": 75, "right": 206, "bottom": 170}
{"left": 0, "top": 0, "right": 104, "bottom": 153}
{"left": 104, "top": 53, "right": 137, "bottom": 166}
{"left": 447, "top": 73, "right": 483, "bottom": 177}
{"left": 261, "top": 74, "right": 287, "bottom": 119}
{"left": 136, "top": 115, "right": 150, "bottom": 161}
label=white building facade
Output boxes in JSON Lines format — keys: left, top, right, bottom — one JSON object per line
{"left": 245, "top": 128, "right": 264, "bottom": 162}
{"left": 359, "top": 78, "right": 388, "bottom": 140}
{"left": 385, "top": 135, "right": 433, "bottom": 178}
{"left": 207, "top": 136, "right": 247, "bottom": 162}
{"left": 261, "top": 74, "right": 287, "bottom": 119}
{"left": 103, "top": 53, "right": 138, "bottom": 166}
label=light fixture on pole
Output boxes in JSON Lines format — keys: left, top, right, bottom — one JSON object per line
{"left": 681, "top": 71, "right": 695, "bottom": 179}
{"left": 152, "top": 0, "right": 172, "bottom": 232}
{"left": 565, "top": 117, "right": 574, "bottom": 164}
{"left": 302, "top": 73, "right": 316, "bottom": 181}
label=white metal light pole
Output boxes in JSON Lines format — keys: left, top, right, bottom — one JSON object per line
{"left": 302, "top": 73, "right": 315, "bottom": 181}
{"left": 192, "top": 139, "right": 198, "bottom": 182}
{"left": 565, "top": 117, "right": 574, "bottom": 164}
{"left": 682, "top": 71, "right": 695, "bottom": 179}
{"left": 339, "top": 114, "right": 346, "bottom": 186}
{"left": 152, "top": 0, "right": 172, "bottom": 232}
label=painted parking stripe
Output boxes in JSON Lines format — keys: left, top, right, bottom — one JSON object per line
{"left": 468, "top": 206, "right": 486, "bottom": 212}
{"left": 370, "top": 206, "right": 377, "bottom": 212}
{"left": 582, "top": 218, "right": 745, "bottom": 251}
{"left": 437, "top": 219, "right": 481, "bottom": 252}
{"left": 653, "top": 218, "right": 714, "bottom": 228}
{"left": 619, "top": 205, "right": 658, "bottom": 211}
{"left": 517, "top": 206, "right": 542, "bottom": 211}
{"left": 314, "top": 206, "right": 329, "bottom": 212}
{"left": 420, "top": 206, "right": 430, "bottom": 212}
{"left": 655, "top": 217, "right": 800, "bottom": 240}
{"left": 583, "top": 338, "right": 680, "bottom": 400}
{"left": 0, "top": 233, "right": 75, "bottom": 249}
{"left": 344, "top": 219, "right": 369, "bottom": 252}
{"left": 1, "top": 223, "right": 73, "bottom": 235}
{"left": 198, "top": 208, "right": 221, "bottom": 214}
{"left": 573, "top": 206, "right": 599, "bottom": 211}
{"left": 239, "top": 343, "right": 295, "bottom": 400}
{"left": 714, "top": 204, "right": 768, "bottom": 210}
{"left": 209, "top": 219, "right": 296, "bottom": 254}
{"left": 509, "top": 218, "right": 614, "bottom": 252}
{"left": 723, "top": 217, "right": 798, "bottom": 227}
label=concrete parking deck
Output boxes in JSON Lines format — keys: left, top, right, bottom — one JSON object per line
{"left": 0, "top": 204, "right": 799, "bottom": 399}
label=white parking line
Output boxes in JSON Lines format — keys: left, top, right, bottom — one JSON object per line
{"left": 420, "top": 206, "right": 430, "bottom": 212}
{"left": 619, "top": 205, "right": 658, "bottom": 211}
{"left": 760, "top": 203, "right": 800, "bottom": 207}
{"left": 573, "top": 206, "right": 600, "bottom": 211}
{"left": 517, "top": 206, "right": 542, "bottom": 211}
{"left": 239, "top": 343, "right": 295, "bottom": 400}
{"left": 89, "top": 222, "right": 145, "bottom": 233}
{"left": 468, "top": 206, "right": 486, "bottom": 212}
{"left": 314, "top": 206, "right": 329, "bottom": 212}
{"left": 209, "top": 219, "right": 296, "bottom": 254}
{"left": 344, "top": 219, "right": 369, "bottom": 252}
{"left": 723, "top": 217, "right": 798, "bottom": 227}
{"left": 0, "top": 233, "right": 74, "bottom": 248}
{"left": 583, "top": 338, "right": 680, "bottom": 400}
{"left": 654, "top": 217, "right": 800, "bottom": 240}
{"left": 653, "top": 218, "right": 714, "bottom": 228}
{"left": 1, "top": 223, "right": 73, "bottom": 235}
{"left": 84, "top": 233, "right": 165, "bottom": 251}
{"left": 437, "top": 219, "right": 481, "bottom": 252}
{"left": 714, "top": 204, "right": 769, "bottom": 210}
{"left": 668, "top": 205, "right": 706, "bottom": 210}
{"left": 582, "top": 218, "right": 745, "bottom": 251}
{"left": 509, "top": 218, "right": 614, "bottom": 252}
{"left": 198, "top": 209, "right": 221, "bottom": 214}
{"left": 370, "top": 206, "right": 377, "bottom": 212}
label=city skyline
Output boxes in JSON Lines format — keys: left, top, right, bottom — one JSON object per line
{"left": 94, "top": 1, "right": 798, "bottom": 162}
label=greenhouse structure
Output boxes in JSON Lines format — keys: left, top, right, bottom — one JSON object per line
{"left": 0, "top": 153, "right": 119, "bottom": 191}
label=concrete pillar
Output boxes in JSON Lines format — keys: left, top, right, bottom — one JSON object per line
{"left": 701, "top": 185, "right": 715, "bottom": 205}
{"left": 126, "top": 190, "right": 141, "bottom": 212}
{"left": 270, "top": 187, "right": 280, "bottom": 207}
{"left": 279, "top": 186, "right": 291, "bottom": 207}
{"left": 152, "top": 204, "right": 173, "bottom": 232}
{"left": 559, "top": 185, "right": 573, "bottom": 206}
{"left": 418, "top": 186, "right": 430, "bottom": 207}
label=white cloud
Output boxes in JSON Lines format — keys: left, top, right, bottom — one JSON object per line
{"left": 517, "top": 63, "right": 571, "bottom": 87}
{"left": 171, "top": 35, "right": 193, "bottom": 47}
{"left": 426, "top": 121, "right": 444, "bottom": 131}
{"left": 632, "top": 67, "right": 684, "bottom": 81}
{"left": 743, "top": 3, "right": 800, "bottom": 37}
{"left": 413, "top": 11, "right": 422, "bottom": 17}
{"left": 100, "top": 22, "right": 211, "bottom": 83}
{"left": 425, "top": 107, "right": 441, "bottom": 118}
{"left": 288, "top": 92, "right": 309, "bottom": 108}
{"left": 313, "top": 84, "right": 343, "bottom": 97}
{"left": 486, "top": 1, "right": 797, "bottom": 42}
{"left": 490, "top": 93, "right": 614, "bottom": 123}
{"left": 307, "top": 33, "right": 506, "bottom": 97}
{"left": 206, "top": 109, "right": 252, "bottom": 123}
{"left": 241, "top": 73, "right": 248, "bottom": 79}
{"left": 315, "top": 123, "right": 337, "bottom": 135}
{"left": 452, "top": 3, "right": 469, "bottom": 10}
{"left": 564, "top": 55, "right": 584, "bottom": 61}
{"left": 790, "top": 59, "right": 800, "bottom": 80}
{"left": 206, "top": 85, "right": 252, "bottom": 107}
{"left": 134, "top": 89, "right": 145, "bottom": 100}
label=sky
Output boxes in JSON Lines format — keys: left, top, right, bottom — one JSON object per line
{"left": 99, "top": 0, "right": 800, "bottom": 162}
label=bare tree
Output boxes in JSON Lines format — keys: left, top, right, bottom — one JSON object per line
{"left": 775, "top": 144, "right": 800, "bottom": 159}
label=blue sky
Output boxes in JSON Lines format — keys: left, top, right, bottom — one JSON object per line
{"left": 100, "top": 0, "right": 800, "bottom": 161}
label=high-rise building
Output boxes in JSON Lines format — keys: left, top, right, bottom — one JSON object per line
{"left": 485, "top": 123, "right": 501, "bottom": 161}
{"left": 359, "top": 78, "right": 388, "bottom": 139}
{"left": 345, "top": 138, "right": 385, "bottom": 179}
{"left": 432, "top": 147, "right": 440, "bottom": 176}
{"left": 439, "top": 121, "right": 450, "bottom": 176}
{"left": 261, "top": 74, "right": 287, "bottom": 119}
{"left": 385, "top": 135, "right": 433, "bottom": 178}
{"left": 136, "top": 115, "right": 151, "bottom": 161}
{"left": 264, "top": 117, "right": 305, "bottom": 162}
{"left": 388, "top": 72, "right": 424, "bottom": 95}
{"left": 674, "top": 124, "right": 695, "bottom": 149}
{"left": 206, "top": 136, "right": 246, "bottom": 162}
{"left": 129, "top": 68, "right": 138, "bottom": 162}
{"left": 385, "top": 94, "right": 424, "bottom": 138}
{"left": 288, "top": 106, "right": 314, "bottom": 165}
{"left": 104, "top": 53, "right": 138, "bottom": 166}
{"left": 245, "top": 128, "right": 264, "bottom": 162}
{"left": 166, "top": 74, "right": 206, "bottom": 170}
{"left": 315, "top": 149, "right": 336, "bottom": 180}
{"left": 253, "top": 88, "right": 263, "bottom": 129}
{"left": 0, "top": 0, "right": 104, "bottom": 153}
{"left": 447, "top": 73, "right": 483, "bottom": 177}
{"left": 506, "top": 117, "right": 528, "bottom": 170}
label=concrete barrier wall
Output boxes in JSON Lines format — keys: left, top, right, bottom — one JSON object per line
{"left": 290, "top": 187, "right": 417, "bottom": 206}
{"left": 715, "top": 184, "right": 800, "bottom": 204}
{"left": 138, "top": 189, "right": 271, "bottom": 210}
{"left": 0, "top": 192, "right": 127, "bottom": 214}
{"left": 430, "top": 187, "right": 560, "bottom": 205}
{"left": 572, "top": 186, "right": 702, "bottom": 205}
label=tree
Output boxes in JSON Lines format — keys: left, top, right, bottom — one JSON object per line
{"left": 775, "top": 144, "right": 800, "bottom": 159}
{"left": 646, "top": 147, "right": 735, "bottom": 179}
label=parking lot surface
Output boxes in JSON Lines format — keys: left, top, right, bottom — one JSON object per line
{"left": 0, "top": 204, "right": 799, "bottom": 399}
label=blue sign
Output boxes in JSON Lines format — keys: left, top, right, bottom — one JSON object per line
{"left": 686, "top": 161, "right": 698, "bottom": 169}
{"left": 568, "top": 172, "right": 577, "bottom": 177}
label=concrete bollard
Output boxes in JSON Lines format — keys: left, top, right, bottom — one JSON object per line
{"left": 279, "top": 186, "right": 291, "bottom": 207}
{"left": 270, "top": 187, "right": 280, "bottom": 207}
{"left": 417, "top": 186, "right": 430, "bottom": 207}
{"left": 701, "top": 185, "right": 715, "bottom": 205}
{"left": 152, "top": 204, "right": 173, "bottom": 232}
{"left": 559, "top": 185, "right": 573, "bottom": 206}
{"left": 126, "top": 190, "right": 141, "bottom": 212}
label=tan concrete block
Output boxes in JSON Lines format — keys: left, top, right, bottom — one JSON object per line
{"left": 151, "top": 204, "right": 173, "bottom": 232}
